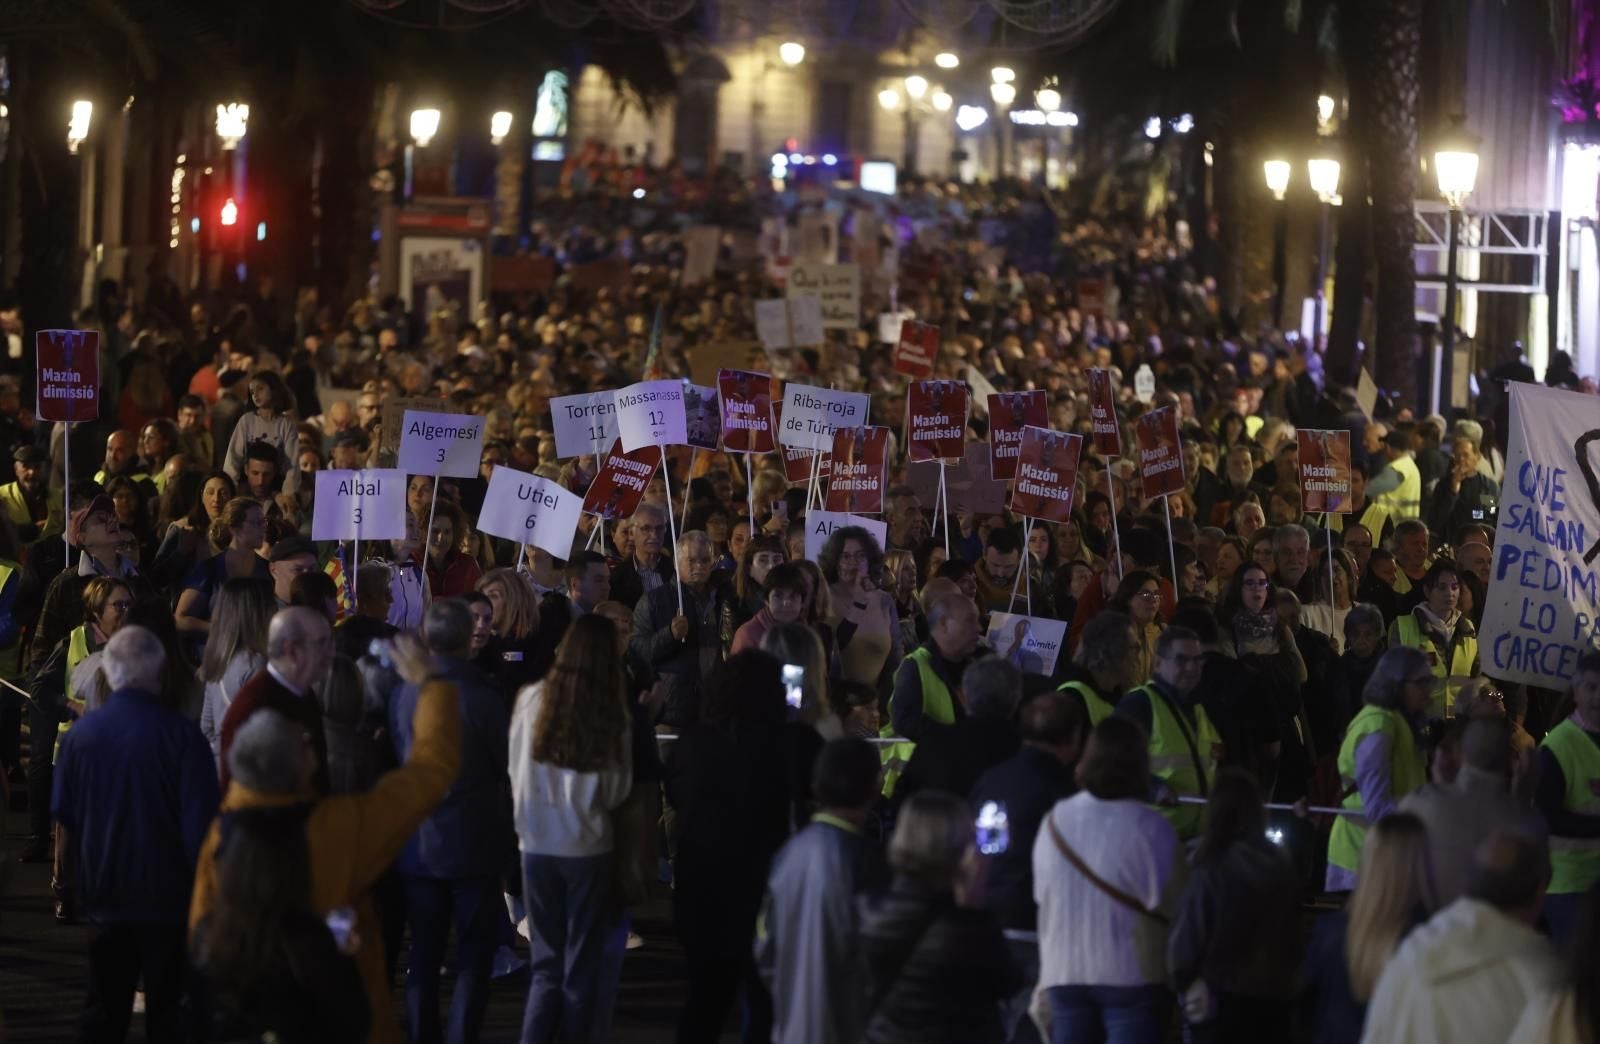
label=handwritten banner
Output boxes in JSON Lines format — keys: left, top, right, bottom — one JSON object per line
{"left": 788, "top": 262, "right": 860, "bottom": 330}
{"left": 755, "top": 296, "right": 824, "bottom": 349}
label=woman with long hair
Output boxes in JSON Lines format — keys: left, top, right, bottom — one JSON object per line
{"left": 425, "top": 499, "right": 482, "bottom": 599}
{"left": 176, "top": 497, "right": 271, "bottom": 643}
{"left": 198, "top": 577, "right": 275, "bottom": 767}
{"left": 1300, "top": 813, "right": 1437, "bottom": 1044}
{"left": 1169, "top": 768, "right": 1302, "bottom": 1042}
{"left": 510, "top": 614, "right": 632, "bottom": 1043}
{"left": 730, "top": 534, "right": 786, "bottom": 637}
{"left": 820, "top": 526, "right": 901, "bottom": 697}
{"left": 1109, "top": 569, "right": 1164, "bottom": 685}
{"left": 223, "top": 370, "right": 300, "bottom": 492}
{"left": 105, "top": 475, "right": 157, "bottom": 566}
{"left": 1303, "top": 547, "right": 1359, "bottom": 645}
{"left": 1207, "top": 535, "right": 1247, "bottom": 599}
{"left": 153, "top": 471, "right": 237, "bottom": 589}
{"left": 191, "top": 799, "right": 369, "bottom": 1043}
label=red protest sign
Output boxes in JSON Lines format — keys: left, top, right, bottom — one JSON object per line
{"left": 1298, "top": 429, "right": 1353, "bottom": 514}
{"left": 718, "top": 369, "right": 775, "bottom": 454}
{"left": 1135, "top": 406, "right": 1186, "bottom": 500}
{"left": 581, "top": 439, "right": 660, "bottom": 520}
{"left": 893, "top": 320, "right": 939, "bottom": 379}
{"left": 1087, "top": 368, "right": 1121, "bottom": 456}
{"left": 1077, "top": 278, "right": 1106, "bottom": 318}
{"left": 36, "top": 330, "right": 100, "bottom": 423}
{"left": 987, "top": 390, "right": 1049, "bottom": 481}
{"left": 906, "top": 379, "right": 968, "bottom": 463}
{"left": 773, "top": 397, "right": 830, "bottom": 485}
{"left": 1011, "top": 427, "right": 1084, "bottom": 524}
{"left": 825, "top": 426, "right": 889, "bottom": 513}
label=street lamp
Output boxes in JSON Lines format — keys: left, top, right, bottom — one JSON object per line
{"left": 1434, "top": 119, "right": 1480, "bottom": 412}
{"left": 1036, "top": 86, "right": 1061, "bottom": 113}
{"left": 990, "top": 66, "right": 1015, "bottom": 85}
{"left": 1263, "top": 159, "right": 1292, "bottom": 326}
{"left": 904, "top": 75, "right": 928, "bottom": 101}
{"left": 990, "top": 81, "right": 1016, "bottom": 178}
{"left": 215, "top": 103, "right": 249, "bottom": 150}
{"left": 990, "top": 81, "right": 1016, "bottom": 106}
{"left": 490, "top": 110, "right": 512, "bottom": 146}
{"left": 935, "top": 52, "right": 959, "bottom": 69}
{"left": 779, "top": 41, "right": 805, "bottom": 66}
{"left": 878, "top": 88, "right": 901, "bottom": 111}
{"left": 1306, "top": 152, "right": 1341, "bottom": 351}
{"left": 1263, "top": 159, "right": 1290, "bottom": 200}
{"left": 931, "top": 89, "right": 953, "bottom": 113}
{"left": 410, "top": 108, "right": 441, "bottom": 147}
{"left": 67, "top": 100, "right": 92, "bottom": 153}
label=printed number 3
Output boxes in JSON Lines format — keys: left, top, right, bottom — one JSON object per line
{"left": 435, "top": 447, "right": 446, "bottom": 463}
{"left": 353, "top": 507, "right": 363, "bottom": 524}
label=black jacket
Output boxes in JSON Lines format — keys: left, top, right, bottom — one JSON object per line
{"left": 858, "top": 879, "right": 1020, "bottom": 1044}
{"left": 629, "top": 577, "right": 733, "bottom": 729}
{"left": 610, "top": 552, "right": 675, "bottom": 615}
{"left": 894, "top": 716, "right": 1018, "bottom": 808}
{"left": 969, "top": 745, "right": 1076, "bottom": 932}
{"left": 1425, "top": 472, "right": 1499, "bottom": 546}
{"left": 197, "top": 909, "right": 370, "bottom": 1044}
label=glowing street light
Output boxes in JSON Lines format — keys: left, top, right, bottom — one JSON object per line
{"left": 878, "top": 87, "right": 901, "bottom": 111}
{"left": 1263, "top": 159, "right": 1291, "bottom": 201}
{"left": 1036, "top": 87, "right": 1061, "bottom": 113}
{"left": 931, "top": 89, "right": 953, "bottom": 113}
{"left": 779, "top": 41, "right": 806, "bottom": 66}
{"left": 410, "top": 108, "right": 441, "bottom": 147}
{"left": 1307, "top": 156, "right": 1341, "bottom": 202}
{"left": 215, "top": 103, "right": 249, "bottom": 150}
{"left": 490, "top": 110, "right": 513, "bottom": 145}
{"left": 955, "top": 105, "right": 988, "bottom": 132}
{"left": 67, "top": 100, "right": 92, "bottom": 153}
{"left": 935, "top": 52, "right": 959, "bottom": 69}
{"left": 990, "top": 81, "right": 1016, "bottom": 107}
{"left": 1433, "top": 118, "right": 1481, "bottom": 413}
{"left": 990, "top": 66, "right": 1015, "bottom": 84}
{"left": 904, "top": 75, "right": 928, "bottom": 101}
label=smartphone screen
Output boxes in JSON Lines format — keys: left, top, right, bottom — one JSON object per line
{"left": 782, "top": 663, "right": 804, "bottom": 709}
{"left": 976, "top": 800, "right": 1010, "bottom": 855}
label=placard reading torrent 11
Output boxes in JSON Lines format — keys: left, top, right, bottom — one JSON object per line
{"left": 1478, "top": 383, "right": 1600, "bottom": 689}
{"left": 398, "top": 410, "right": 485, "bottom": 478}
{"left": 550, "top": 390, "right": 616, "bottom": 460}
{"left": 477, "top": 466, "right": 584, "bottom": 559}
{"left": 37, "top": 330, "right": 100, "bottom": 423}
{"left": 312, "top": 469, "right": 407, "bottom": 542}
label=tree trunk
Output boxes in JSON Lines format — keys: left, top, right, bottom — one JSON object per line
{"left": 1362, "top": 0, "right": 1423, "bottom": 408}
{"left": 1325, "top": 0, "right": 1375, "bottom": 388}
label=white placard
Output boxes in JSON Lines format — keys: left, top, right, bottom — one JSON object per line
{"left": 312, "top": 469, "right": 408, "bottom": 542}
{"left": 682, "top": 225, "right": 720, "bottom": 286}
{"left": 550, "top": 390, "right": 617, "bottom": 460}
{"left": 985, "top": 612, "right": 1069, "bottom": 676}
{"left": 1134, "top": 364, "right": 1156, "bottom": 405}
{"left": 476, "top": 466, "right": 584, "bottom": 560}
{"left": 398, "top": 410, "right": 485, "bottom": 478}
{"left": 803, "top": 510, "right": 889, "bottom": 560}
{"left": 615, "top": 379, "right": 688, "bottom": 451}
{"left": 777, "top": 384, "right": 872, "bottom": 451}
{"left": 788, "top": 262, "right": 860, "bottom": 330}
{"left": 755, "top": 295, "right": 824, "bottom": 349}
{"left": 878, "top": 311, "right": 910, "bottom": 345}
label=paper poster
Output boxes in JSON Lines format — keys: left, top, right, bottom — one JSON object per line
{"left": 773, "top": 397, "right": 830, "bottom": 485}
{"left": 906, "top": 380, "right": 969, "bottom": 463}
{"left": 682, "top": 225, "right": 720, "bottom": 286}
{"left": 1478, "top": 384, "right": 1600, "bottom": 688}
{"left": 550, "top": 390, "right": 617, "bottom": 460}
{"left": 581, "top": 440, "right": 660, "bottom": 520}
{"left": 1011, "top": 427, "right": 1084, "bottom": 524}
{"left": 1357, "top": 369, "right": 1379, "bottom": 420}
{"left": 1087, "top": 368, "right": 1122, "bottom": 456}
{"left": 1135, "top": 406, "right": 1185, "bottom": 500}
{"left": 893, "top": 319, "right": 939, "bottom": 379}
{"left": 36, "top": 329, "right": 100, "bottom": 423}
{"left": 878, "top": 310, "right": 911, "bottom": 345}
{"left": 615, "top": 379, "right": 687, "bottom": 451}
{"left": 1077, "top": 278, "right": 1106, "bottom": 318}
{"left": 380, "top": 396, "right": 447, "bottom": 456}
{"left": 825, "top": 426, "right": 890, "bottom": 514}
{"left": 788, "top": 262, "right": 860, "bottom": 330}
{"left": 1298, "top": 429, "right": 1354, "bottom": 514}
{"left": 776, "top": 383, "right": 871, "bottom": 452}
{"left": 1134, "top": 364, "right": 1156, "bottom": 405}
{"left": 795, "top": 210, "right": 839, "bottom": 264}
{"left": 398, "top": 410, "right": 486, "bottom": 478}
{"left": 477, "top": 466, "right": 584, "bottom": 559}
{"left": 755, "top": 296, "right": 824, "bottom": 349}
{"left": 683, "top": 382, "right": 721, "bottom": 451}
{"left": 718, "top": 369, "right": 776, "bottom": 454}
{"left": 987, "top": 391, "right": 1049, "bottom": 481}
{"left": 400, "top": 236, "right": 483, "bottom": 325}
{"left": 311, "top": 469, "right": 408, "bottom": 542}
{"left": 802, "top": 510, "right": 888, "bottom": 560}
{"left": 986, "top": 612, "right": 1069, "bottom": 676}
{"left": 909, "top": 443, "right": 1010, "bottom": 516}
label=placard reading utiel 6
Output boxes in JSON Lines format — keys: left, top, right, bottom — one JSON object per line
{"left": 312, "top": 469, "right": 407, "bottom": 542}
{"left": 398, "top": 410, "right": 486, "bottom": 478}
{"left": 477, "top": 466, "right": 584, "bottom": 559}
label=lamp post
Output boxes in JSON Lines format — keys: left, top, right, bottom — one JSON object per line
{"left": 1434, "top": 120, "right": 1480, "bottom": 413}
{"left": 990, "top": 78, "right": 1016, "bottom": 178}
{"left": 1306, "top": 152, "right": 1341, "bottom": 352}
{"left": 1263, "top": 159, "right": 1291, "bottom": 328}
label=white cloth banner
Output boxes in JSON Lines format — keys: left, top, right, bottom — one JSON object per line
{"left": 1479, "top": 383, "right": 1600, "bottom": 688}
{"left": 312, "top": 469, "right": 407, "bottom": 541}
{"left": 476, "top": 466, "right": 584, "bottom": 559}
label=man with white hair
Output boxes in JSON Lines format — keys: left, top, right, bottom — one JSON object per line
{"left": 52, "top": 625, "right": 219, "bottom": 1040}
{"left": 1272, "top": 523, "right": 1315, "bottom": 602}
{"left": 630, "top": 529, "right": 730, "bottom": 729}
{"left": 610, "top": 502, "right": 675, "bottom": 612}
{"left": 218, "top": 606, "right": 335, "bottom": 794}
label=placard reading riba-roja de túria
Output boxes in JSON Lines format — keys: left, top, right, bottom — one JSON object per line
{"left": 477, "top": 466, "right": 584, "bottom": 560}
{"left": 398, "top": 410, "right": 485, "bottom": 478}
{"left": 312, "top": 469, "right": 407, "bottom": 542}
{"left": 1479, "top": 383, "right": 1600, "bottom": 688}
{"left": 776, "top": 384, "right": 871, "bottom": 452}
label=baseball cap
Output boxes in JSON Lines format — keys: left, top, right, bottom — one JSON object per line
{"left": 67, "top": 494, "right": 117, "bottom": 547}
{"left": 268, "top": 534, "right": 318, "bottom": 563}
{"left": 12, "top": 445, "right": 46, "bottom": 465}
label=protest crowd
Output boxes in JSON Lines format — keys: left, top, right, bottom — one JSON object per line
{"left": 4, "top": 147, "right": 1600, "bottom": 1044}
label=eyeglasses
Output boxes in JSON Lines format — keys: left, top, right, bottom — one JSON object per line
{"left": 106, "top": 600, "right": 133, "bottom": 612}
{"left": 1137, "top": 589, "right": 1161, "bottom": 601}
{"left": 1243, "top": 579, "right": 1271, "bottom": 589}
{"left": 1479, "top": 687, "right": 1505, "bottom": 704}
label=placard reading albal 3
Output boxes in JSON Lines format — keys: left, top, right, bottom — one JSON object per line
{"left": 398, "top": 410, "right": 486, "bottom": 478}
{"left": 312, "top": 469, "right": 407, "bottom": 542}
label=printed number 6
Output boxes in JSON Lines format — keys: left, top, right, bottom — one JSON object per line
{"left": 524, "top": 516, "right": 537, "bottom": 530}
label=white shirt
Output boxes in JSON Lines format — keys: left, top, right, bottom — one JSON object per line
{"left": 1033, "top": 791, "right": 1187, "bottom": 988}
{"left": 508, "top": 681, "right": 632, "bottom": 858}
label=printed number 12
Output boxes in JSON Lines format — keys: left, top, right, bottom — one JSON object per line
{"left": 647, "top": 410, "right": 664, "bottom": 426}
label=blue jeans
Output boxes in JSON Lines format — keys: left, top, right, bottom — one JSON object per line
{"left": 1046, "top": 984, "right": 1171, "bottom": 1044}
{"left": 520, "top": 851, "right": 617, "bottom": 1044}
{"left": 403, "top": 875, "right": 498, "bottom": 1044}
{"left": 1000, "top": 938, "right": 1043, "bottom": 1044}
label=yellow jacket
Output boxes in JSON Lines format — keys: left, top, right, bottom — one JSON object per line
{"left": 189, "top": 679, "right": 462, "bottom": 1044}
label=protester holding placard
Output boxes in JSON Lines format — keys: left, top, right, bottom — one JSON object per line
{"left": 819, "top": 526, "right": 901, "bottom": 695}
{"left": 630, "top": 531, "right": 730, "bottom": 729}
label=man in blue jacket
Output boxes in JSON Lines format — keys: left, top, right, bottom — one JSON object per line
{"left": 390, "top": 599, "right": 512, "bottom": 1044}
